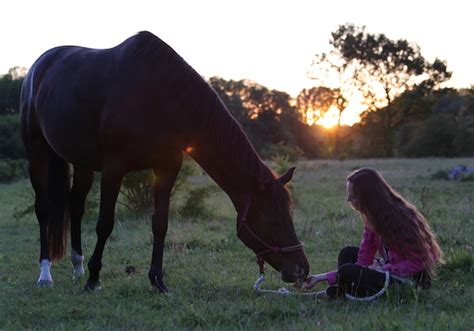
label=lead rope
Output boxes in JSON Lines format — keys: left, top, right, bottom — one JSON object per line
{"left": 253, "top": 272, "right": 326, "bottom": 297}
{"left": 253, "top": 257, "right": 325, "bottom": 297}
{"left": 254, "top": 261, "right": 392, "bottom": 300}
{"left": 344, "top": 271, "right": 391, "bottom": 301}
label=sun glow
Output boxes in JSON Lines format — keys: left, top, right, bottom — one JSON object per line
{"left": 314, "top": 97, "right": 366, "bottom": 129}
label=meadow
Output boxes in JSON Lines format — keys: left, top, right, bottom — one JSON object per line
{"left": 1, "top": 158, "right": 473, "bottom": 330}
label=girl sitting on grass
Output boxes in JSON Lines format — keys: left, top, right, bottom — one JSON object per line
{"left": 302, "top": 167, "right": 443, "bottom": 299}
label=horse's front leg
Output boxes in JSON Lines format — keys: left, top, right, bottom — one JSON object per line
{"left": 84, "top": 163, "right": 124, "bottom": 291}
{"left": 149, "top": 153, "right": 183, "bottom": 292}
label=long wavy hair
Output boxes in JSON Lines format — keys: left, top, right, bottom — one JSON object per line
{"left": 347, "top": 168, "right": 443, "bottom": 276}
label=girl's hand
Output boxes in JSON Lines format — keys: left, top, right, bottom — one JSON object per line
{"left": 301, "top": 275, "right": 324, "bottom": 289}
{"left": 368, "top": 262, "right": 384, "bottom": 271}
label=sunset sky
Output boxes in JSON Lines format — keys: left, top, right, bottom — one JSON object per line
{"left": 1, "top": 0, "right": 472, "bottom": 127}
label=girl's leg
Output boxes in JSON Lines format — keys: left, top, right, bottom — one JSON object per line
{"left": 338, "top": 246, "right": 359, "bottom": 267}
{"left": 337, "top": 263, "right": 387, "bottom": 297}
{"left": 302, "top": 246, "right": 360, "bottom": 290}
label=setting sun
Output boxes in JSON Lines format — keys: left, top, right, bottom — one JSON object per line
{"left": 314, "top": 97, "right": 366, "bottom": 128}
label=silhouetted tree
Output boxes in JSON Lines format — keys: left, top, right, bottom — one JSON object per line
{"left": 295, "top": 87, "right": 334, "bottom": 125}
{"left": 396, "top": 88, "right": 474, "bottom": 156}
{"left": 308, "top": 50, "right": 356, "bottom": 157}
{"left": 331, "top": 24, "right": 451, "bottom": 156}
{"left": 209, "top": 77, "right": 298, "bottom": 157}
{"left": 0, "top": 67, "right": 26, "bottom": 115}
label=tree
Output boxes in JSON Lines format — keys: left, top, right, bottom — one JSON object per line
{"left": 208, "top": 77, "right": 298, "bottom": 157}
{"left": 331, "top": 24, "right": 451, "bottom": 156}
{"left": 308, "top": 48, "right": 358, "bottom": 157}
{"left": 295, "top": 87, "right": 334, "bottom": 125}
{"left": 0, "top": 67, "right": 26, "bottom": 115}
{"left": 395, "top": 88, "right": 474, "bottom": 157}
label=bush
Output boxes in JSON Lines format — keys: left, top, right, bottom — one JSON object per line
{"left": 459, "top": 173, "right": 474, "bottom": 182}
{"left": 0, "top": 158, "right": 27, "bottom": 182}
{"left": 119, "top": 156, "right": 204, "bottom": 215}
{"left": 0, "top": 115, "right": 25, "bottom": 159}
{"left": 12, "top": 187, "right": 35, "bottom": 221}
{"left": 271, "top": 154, "right": 291, "bottom": 177}
{"left": 120, "top": 170, "right": 155, "bottom": 214}
{"left": 263, "top": 142, "right": 304, "bottom": 162}
{"left": 430, "top": 170, "right": 449, "bottom": 180}
{"left": 180, "top": 185, "right": 218, "bottom": 219}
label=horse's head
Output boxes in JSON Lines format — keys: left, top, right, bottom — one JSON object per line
{"left": 237, "top": 167, "right": 309, "bottom": 283}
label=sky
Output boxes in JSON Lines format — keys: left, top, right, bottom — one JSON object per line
{"left": 1, "top": 0, "right": 473, "bottom": 126}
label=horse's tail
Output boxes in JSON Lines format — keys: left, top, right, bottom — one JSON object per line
{"left": 47, "top": 151, "right": 71, "bottom": 260}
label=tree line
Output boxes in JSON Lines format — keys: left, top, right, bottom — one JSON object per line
{"left": 1, "top": 24, "right": 473, "bottom": 162}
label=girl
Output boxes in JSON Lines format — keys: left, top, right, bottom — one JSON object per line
{"left": 302, "top": 168, "right": 443, "bottom": 299}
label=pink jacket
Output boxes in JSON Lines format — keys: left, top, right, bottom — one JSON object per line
{"left": 326, "top": 226, "right": 426, "bottom": 285}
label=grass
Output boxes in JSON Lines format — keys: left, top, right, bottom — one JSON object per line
{"left": 1, "top": 158, "right": 473, "bottom": 330}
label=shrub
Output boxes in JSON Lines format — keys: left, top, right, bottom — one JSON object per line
{"left": 12, "top": 187, "right": 35, "bottom": 221}
{"left": 0, "top": 158, "right": 27, "bottom": 183}
{"left": 264, "top": 142, "right": 303, "bottom": 162}
{"left": 120, "top": 170, "right": 155, "bottom": 214}
{"left": 430, "top": 170, "right": 449, "bottom": 180}
{"left": 0, "top": 115, "right": 25, "bottom": 159}
{"left": 459, "top": 173, "right": 474, "bottom": 182}
{"left": 271, "top": 154, "right": 291, "bottom": 177}
{"left": 119, "top": 156, "right": 203, "bottom": 215}
{"left": 180, "top": 185, "right": 218, "bottom": 219}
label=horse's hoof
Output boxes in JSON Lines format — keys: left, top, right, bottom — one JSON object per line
{"left": 37, "top": 279, "right": 53, "bottom": 288}
{"left": 73, "top": 269, "right": 85, "bottom": 280}
{"left": 150, "top": 276, "right": 169, "bottom": 293}
{"left": 84, "top": 280, "right": 101, "bottom": 292}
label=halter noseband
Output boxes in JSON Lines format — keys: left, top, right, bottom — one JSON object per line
{"left": 237, "top": 194, "right": 304, "bottom": 274}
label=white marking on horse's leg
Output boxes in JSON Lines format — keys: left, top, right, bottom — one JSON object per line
{"left": 37, "top": 259, "right": 53, "bottom": 287}
{"left": 71, "top": 249, "right": 85, "bottom": 279}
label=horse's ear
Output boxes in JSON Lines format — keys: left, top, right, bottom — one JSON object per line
{"left": 278, "top": 167, "right": 296, "bottom": 185}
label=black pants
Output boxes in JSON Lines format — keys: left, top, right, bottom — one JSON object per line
{"left": 335, "top": 246, "right": 397, "bottom": 297}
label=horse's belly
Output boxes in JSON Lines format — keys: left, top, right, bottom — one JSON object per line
{"left": 50, "top": 137, "right": 103, "bottom": 170}
{"left": 40, "top": 111, "right": 103, "bottom": 170}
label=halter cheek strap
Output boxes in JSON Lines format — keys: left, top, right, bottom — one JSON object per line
{"left": 237, "top": 194, "right": 304, "bottom": 274}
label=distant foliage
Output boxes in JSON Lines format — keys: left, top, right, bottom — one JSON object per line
{"left": 0, "top": 115, "right": 25, "bottom": 159}
{"left": 0, "top": 158, "right": 27, "bottom": 183}
{"left": 396, "top": 90, "right": 474, "bottom": 157}
{"left": 0, "top": 68, "right": 25, "bottom": 115}
{"left": 430, "top": 170, "right": 449, "bottom": 180}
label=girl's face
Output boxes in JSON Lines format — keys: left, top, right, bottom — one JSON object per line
{"left": 346, "top": 181, "right": 360, "bottom": 211}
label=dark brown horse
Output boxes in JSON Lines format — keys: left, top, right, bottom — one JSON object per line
{"left": 20, "top": 31, "right": 309, "bottom": 292}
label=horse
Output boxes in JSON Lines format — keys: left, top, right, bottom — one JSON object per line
{"left": 20, "top": 31, "right": 310, "bottom": 292}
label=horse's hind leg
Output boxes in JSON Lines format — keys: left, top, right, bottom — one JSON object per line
{"left": 28, "top": 141, "right": 53, "bottom": 287}
{"left": 149, "top": 152, "right": 183, "bottom": 292}
{"left": 70, "top": 167, "right": 94, "bottom": 279}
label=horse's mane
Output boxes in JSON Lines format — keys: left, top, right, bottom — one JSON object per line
{"left": 126, "top": 31, "right": 293, "bottom": 213}
{"left": 206, "top": 93, "right": 294, "bottom": 212}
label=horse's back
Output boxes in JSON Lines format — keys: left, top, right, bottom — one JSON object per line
{"left": 21, "top": 31, "right": 214, "bottom": 171}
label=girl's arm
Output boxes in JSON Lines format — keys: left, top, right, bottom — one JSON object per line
{"left": 302, "top": 227, "right": 379, "bottom": 288}
{"left": 301, "top": 272, "right": 335, "bottom": 288}
{"left": 382, "top": 254, "right": 425, "bottom": 277}
{"left": 356, "top": 226, "right": 378, "bottom": 267}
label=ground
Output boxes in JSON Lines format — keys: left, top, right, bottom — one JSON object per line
{"left": 0, "top": 158, "right": 473, "bottom": 330}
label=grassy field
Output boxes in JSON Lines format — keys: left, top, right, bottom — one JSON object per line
{"left": 1, "top": 158, "right": 473, "bottom": 330}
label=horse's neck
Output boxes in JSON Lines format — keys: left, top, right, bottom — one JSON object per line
{"left": 191, "top": 102, "right": 270, "bottom": 211}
